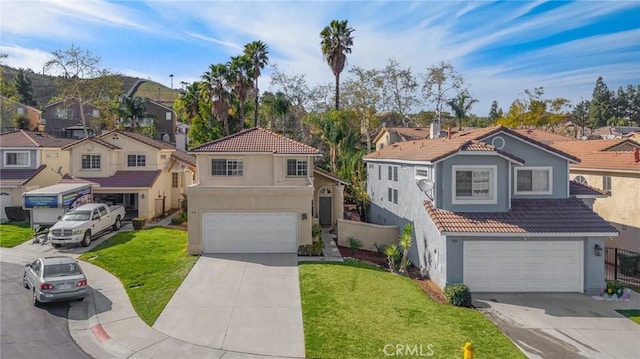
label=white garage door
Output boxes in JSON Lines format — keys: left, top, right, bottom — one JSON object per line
{"left": 463, "top": 241, "right": 583, "bottom": 292}
{"left": 202, "top": 212, "right": 297, "bottom": 253}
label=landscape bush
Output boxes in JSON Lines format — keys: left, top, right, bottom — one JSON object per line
{"left": 132, "top": 218, "right": 146, "bottom": 230}
{"left": 298, "top": 240, "right": 324, "bottom": 256}
{"left": 348, "top": 236, "right": 362, "bottom": 254}
{"left": 444, "top": 283, "right": 472, "bottom": 307}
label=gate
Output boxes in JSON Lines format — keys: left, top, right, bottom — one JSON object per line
{"left": 605, "top": 247, "right": 640, "bottom": 286}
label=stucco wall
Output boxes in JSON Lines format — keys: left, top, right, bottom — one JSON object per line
{"left": 336, "top": 219, "right": 398, "bottom": 251}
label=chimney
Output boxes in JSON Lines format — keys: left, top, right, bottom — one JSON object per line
{"left": 447, "top": 127, "right": 452, "bottom": 139}
{"left": 430, "top": 121, "right": 441, "bottom": 139}
{"left": 634, "top": 147, "right": 639, "bottom": 162}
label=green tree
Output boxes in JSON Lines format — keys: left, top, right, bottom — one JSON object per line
{"left": 244, "top": 40, "right": 269, "bottom": 128}
{"left": 14, "top": 69, "right": 37, "bottom": 106}
{"left": 44, "top": 45, "right": 122, "bottom": 138}
{"left": 229, "top": 55, "right": 254, "bottom": 131}
{"left": 589, "top": 76, "right": 613, "bottom": 127}
{"left": 320, "top": 19, "right": 355, "bottom": 110}
{"left": 488, "top": 100, "right": 503, "bottom": 123}
{"left": 399, "top": 223, "right": 413, "bottom": 274}
{"left": 423, "top": 61, "right": 465, "bottom": 123}
{"left": 202, "top": 63, "right": 233, "bottom": 136}
{"left": 174, "top": 82, "right": 201, "bottom": 124}
{"left": 572, "top": 100, "right": 592, "bottom": 137}
{"left": 628, "top": 85, "right": 640, "bottom": 125}
{"left": 447, "top": 91, "right": 478, "bottom": 130}
{"left": 380, "top": 59, "right": 419, "bottom": 127}
{"left": 111, "top": 95, "right": 149, "bottom": 132}
{"left": 261, "top": 91, "right": 290, "bottom": 134}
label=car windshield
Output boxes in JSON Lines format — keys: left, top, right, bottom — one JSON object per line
{"left": 62, "top": 211, "right": 90, "bottom": 221}
{"left": 43, "top": 263, "right": 82, "bottom": 277}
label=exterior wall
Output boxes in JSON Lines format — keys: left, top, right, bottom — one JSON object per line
{"left": 187, "top": 185, "right": 313, "bottom": 254}
{"left": 570, "top": 170, "right": 640, "bottom": 252}
{"left": 68, "top": 143, "right": 117, "bottom": 177}
{"left": 312, "top": 172, "right": 345, "bottom": 226}
{"left": 143, "top": 101, "right": 176, "bottom": 142}
{"left": 336, "top": 219, "right": 399, "bottom": 251}
{"left": 35, "top": 148, "right": 71, "bottom": 185}
{"left": 0, "top": 148, "right": 37, "bottom": 170}
{"left": 483, "top": 132, "right": 570, "bottom": 199}
{"left": 44, "top": 101, "right": 100, "bottom": 137}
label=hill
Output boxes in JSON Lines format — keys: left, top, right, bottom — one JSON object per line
{"left": 0, "top": 65, "right": 179, "bottom": 109}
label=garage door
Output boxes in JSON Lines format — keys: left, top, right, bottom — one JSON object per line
{"left": 463, "top": 241, "right": 583, "bottom": 292}
{"left": 202, "top": 212, "right": 297, "bottom": 253}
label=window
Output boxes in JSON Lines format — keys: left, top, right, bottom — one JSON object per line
{"left": 127, "top": 154, "right": 146, "bottom": 167}
{"left": 166, "top": 111, "right": 172, "bottom": 120}
{"left": 387, "top": 187, "right": 398, "bottom": 204}
{"left": 172, "top": 173, "right": 179, "bottom": 188}
{"left": 287, "top": 159, "right": 308, "bottom": 176}
{"left": 574, "top": 175, "right": 588, "bottom": 185}
{"left": 603, "top": 175, "right": 612, "bottom": 194}
{"left": 388, "top": 166, "right": 398, "bottom": 181}
{"left": 17, "top": 107, "right": 25, "bottom": 115}
{"left": 4, "top": 151, "right": 30, "bottom": 167}
{"left": 55, "top": 108, "right": 72, "bottom": 119}
{"left": 98, "top": 207, "right": 107, "bottom": 216}
{"left": 452, "top": 165, "right": 497, "bottom": 204}
{"left": 92, "top": 109, "right": 100, "bottom": 118}
{"left": 211, "top": 159, "right": 243, "bottom": 176}
{"left": 81, "top": 154, "right": 101, "bottom": 170}
{"left": 515, "top": 167, "right": 552, "bottom": 194}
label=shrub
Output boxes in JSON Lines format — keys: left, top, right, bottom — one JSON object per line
{"left": 606, "top": 280, "right": 626, "bottom": 296}
{"left": 444, "top": 283, "right": 472, "bottom": 307}
{"left": 374, "top": 242, "right": 387, "bottom": 256}
{"left": 132, "top": 218, "right": 146, "bottom": 230}
{"left": 384, "top": 244, "right": 400, "bottom": 273}
{"left": 348, "top": 237, "right": 362, "bottom": 254}
{"left": 5, "top": 206, "right": 29, "bottom": 222}
{"left": 312, "top": 224, "right": 322, "bottom": 240}
{"left": 399, "top": 223, "right": 413, "bottom": 273}
{"left": 298, "top": 240, "right": 324, "bottom": 256}
{"left": 180, "top": 210, "right": 188, "bottom": 221}
{"left": 171, "top": 217, "right": 185, "bottom": 225}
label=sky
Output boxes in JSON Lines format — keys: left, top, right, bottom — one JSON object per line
{"left": 1, "top": 0, "right": 639, "bottom": 115}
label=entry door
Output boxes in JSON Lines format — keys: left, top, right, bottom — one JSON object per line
{"left": 319, "top": 197, "right": 332, "bottom": 227}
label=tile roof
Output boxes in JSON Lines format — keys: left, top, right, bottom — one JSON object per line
{"left": 98, "top": 131, "right": 176, "bottom": 150}
{"left": 60, "top": 170, "right": 161, "bottom": 188}
{"left": 61, "top": 137, "right": 121, "bottom": 150}
{"left": 0, "top": 130, "right": 75, "bottom": 148}
{"left": 511, "top": 128, "right": 575, "bottom": 144}
{"left": 0, "top": 165, "right": 47, "bottom": 186}
{"left": 385, "top": 127, "right": 431, "bottom": 141}
{"left": 550, "top": 139, "right": 640, "bottom": 172}
{"left": 425, "top": 198, "right": 618, "bottom": 235}
{"left": 569, "top": 180, "right": 608, "bottom": 197}
{"left": 190, "top": 128, "right": 321, "bottom": 154}
{"left": 171, "top": 150, "right": 196, "bottom": 169}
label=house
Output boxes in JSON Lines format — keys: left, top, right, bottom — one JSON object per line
{"left": 59, "top": 130, "right": 195, "bottom": 220}
{"left": 363, "top": 125, "right": 617, "bottom": 294}
{"left": 590, "top": 126, "right": 640, "bottom": 139}
{"left": 373, "top": 127, "right": 430, "bottom": 150}
{"left": 43, "top": 100, "right": 101, "bottom": 139}
{"left": 0, "top": 95, "right": 43, "bottom": 132}
{"left": 187, "top": 128, "right": 345, "bottom": 254}
{"left": 550, "top": 138, "right": 640, "bottom": 252}
{"left": 141, "top": 99, "right": 177, "bottom": 143}
{"left": 0, "top": 130, "right": 74, "bottom": 222}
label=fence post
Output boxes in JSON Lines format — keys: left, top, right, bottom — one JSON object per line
{"left": 614, "top": 247, "right": 618, "bottom": 281}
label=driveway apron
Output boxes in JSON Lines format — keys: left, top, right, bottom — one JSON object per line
{"left": 474, "top": 293, "right": 640, "bottom": 359}
{"left": 153, "top": 253, "right": 305, "bottom": 358}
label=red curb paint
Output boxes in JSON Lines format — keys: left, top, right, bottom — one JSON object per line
{"left": 90, "top": 325, "right": 110, "bottom": 342}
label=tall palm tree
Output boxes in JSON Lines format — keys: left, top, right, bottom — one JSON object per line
{"left": 229, "top": 55, "right": 254, "bottom": 132}
{"left": 112, "top": 95, "right": 149, "bottom": 132}
{"left": 447, "top": 91, "right": 478, "bottom": 131}
{"left": 320, "top": 19, "right": 354, "bottom": 110}
{"left": 244, "top": 41, "right": 269, "bottom": 128}
{"left": 202, "top": 63, "right": 233, "bottom": 136}
{"left": 176, "top": 82, "right": 201, "bottom": 122}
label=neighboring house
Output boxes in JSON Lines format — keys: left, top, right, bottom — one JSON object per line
{"left": 510, "top": 128, "right": 575, "bottom": 144}
{"left": 373, "top": 127, "right": 430, "bottom": 151}
{"left": 0, "top": 130, "right": 74, "bottom": 222}
{"left": 59, "top": 130, "right": 195, "bottom": 220}
{"left": 590, "top": 126, "right": 640, "bottom": 139}
{"left": 176, "top": 121, "right": 190, "bottom": 151}
{"left": 187, "top": 128, "right": 346, "bottom": 255}
{"left": 142, "top": 99, "right": 177, "bottom": 143}
{"left": 551, "top": 138, "right": 640, "bottom": 252}
{"left": 43, "top": 100, "right": 101, "bottom": 139}
{"left": 0, "top": 95, "right": 43, "bottom": 132}
{"left": 363, "top": 125, "right": 617, "bottom": 294}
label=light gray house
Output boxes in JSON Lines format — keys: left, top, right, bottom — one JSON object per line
{"left": 363, "top": 126, "right": 618, "bottom": 294}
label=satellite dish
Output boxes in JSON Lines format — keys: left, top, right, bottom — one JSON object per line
{"left": 417, "top": 179, "right": 434, "bottom": 192}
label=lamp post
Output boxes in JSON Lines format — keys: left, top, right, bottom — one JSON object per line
{"left": 169, "top": 74, "right": 174, "bottom": 89}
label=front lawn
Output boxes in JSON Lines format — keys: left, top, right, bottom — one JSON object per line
{"left": 299, "top": 260, "right": 525, "bottom": 359}
{"left": 0, "top": 222, "right": 32, "bottom": 248}
{"left": 79, "top": 227, "right": 198, "bottom": 326}
{"left": 616, "top": 310, "right": 640, "bottom": 325}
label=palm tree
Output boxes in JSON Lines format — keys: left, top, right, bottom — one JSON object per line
{"left": 202, "top": 63, "right": 233, "bottom": 136}
{"left": 447, "top": 91, "right": 478, "bottom": 131}
{"left": 176, "top": 82, "right": 201, "bottom": 123}
{"left": 112, "top": 95, "right": 149, "bottom": 132}
{"left": 262, "top": 91, "right": 290, "bottom": 134}
{"left": 320, "top": 19, "right": 354, "bottom": 110}
{"left": 229, "top": 55, "right": 254, "bottom": 132}
{"left": 244, "top": 41, "right": 269, "bottom": 128}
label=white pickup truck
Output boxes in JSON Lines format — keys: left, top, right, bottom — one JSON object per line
{"left": 48, "top": 203, "right": 126, "bottom": 248}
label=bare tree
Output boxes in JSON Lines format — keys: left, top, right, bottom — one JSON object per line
{"left": 342, "top": 66, "right": 382, "bottom": 151}
{"left": 422, "top": 61, "right": 465, "bottom": 123}
{"left": 381, "top": 59, "right": 419, "bottom": 127}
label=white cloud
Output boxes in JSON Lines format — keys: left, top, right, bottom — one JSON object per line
{"left": 0, "top": 46, "right": 51, "bottom": 73}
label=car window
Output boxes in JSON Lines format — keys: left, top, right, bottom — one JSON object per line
{"left": 92, "top": 210, "right": 100, "bottom": 220}
{"left": 98, "top": 207, "right": 107, "bottom": 216}
{"left": 31, "top": 260, "right": 41, "bottom": 275}
{"left": 44, "top": 263, "right": 82, "bottom": 277}
{"left": 62, "top": 211, "right": 91, "bottom": 221}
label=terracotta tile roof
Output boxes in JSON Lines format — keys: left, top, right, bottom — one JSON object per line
{"left": 0, "top": 130, "right": 75, "bottom": 148}
{"left": 171, "top": 150, "right": 196, "bottom": 169}
{"left": 60, "top": 170, "right": 161, "bottom": 188}
{"left": 62, "top": 137, "right": 121, "bottom": 150}
{"left": 569, "top": 180, "right": 608, "bottom": 197}
{"left": 0, "top": 165, "right": 47, "bottom": 186}
{"left": 425, "top": 199, "right": 618, "bottom": 235}
{"left": 550, "top": 139, "right": 640, "bottom": 172}
{"left": 98, "top": 131, "right": 176, "bottom": 150}
{"left": 386, "top": 127, "right": 430, "bottom": 141}
{"left": 511, "top": 128, "right": 575, "bottom": 144}
{"left": 190, "top": 128, "right": 321, "bottom": 154}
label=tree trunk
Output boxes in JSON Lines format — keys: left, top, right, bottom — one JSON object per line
{"left": 238, "top": 101, "right": 245, "bottom": 131}
{"left": 254, "top": 80, "right": 259, "bottom": 128}
{"left": 335, "top": 72, "right": 340, "bottom": 110}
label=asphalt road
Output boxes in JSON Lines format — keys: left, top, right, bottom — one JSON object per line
{"left": 0, "top": 261, "right": 90, "bottom": 359}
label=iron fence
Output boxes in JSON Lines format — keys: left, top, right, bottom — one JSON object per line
{"left": 605, "top": 247, "right": 640, "bottom": 287}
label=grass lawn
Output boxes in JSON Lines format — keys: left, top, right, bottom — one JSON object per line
{"left": 616, "top": 310, "right": 640, "bottom": 324}
{"left": 299, "top": 260, "right": 525, "bottom": 359}
{"left": 79, "top": 227, "right": 198, "bottom": 326}
{"left": 0, "top": 222, "right": 32, "bottom": 248}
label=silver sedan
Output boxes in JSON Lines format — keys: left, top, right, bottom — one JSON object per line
{"left": 23, "top": 256, "right": 89, "bottom": 306}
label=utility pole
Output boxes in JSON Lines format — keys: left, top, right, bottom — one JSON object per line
{"left": 169, "top": 74, "right": 174, "bottom": 89}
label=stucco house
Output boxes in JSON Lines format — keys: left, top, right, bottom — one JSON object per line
{"left": 187, "top": 128, "right": 345, "bottom": 254}
{"left": 551, "top": 138, "right": 640, "bottom": 252}
{"left": 0, "top": 130, "right": 74, "bottom": 222}
{"left": 43, "top": 100, "right": 101, "bottom": 139}
{"left": 373, "top": 127, "right": 430, "bottom": 151}
{"left": 59, "top": 130, "right": 195, "bottom": 220}
{"left": 363, "top": 125, "right": 617, "bottom": 294}
{"left": 1, "top": 95, "right": 43, "bottom": 132}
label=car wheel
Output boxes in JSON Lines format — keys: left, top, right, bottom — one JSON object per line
{"left": 112, "top": 216, "right": 121, "bottom": 231}
{"left": 32, "top": 290, "right": 40, "bottom": 306}
{"left": 81, "top": 231, "right": 91, "bottom": 247}
{"left": 51, "top": 243, "right": 61, "bottom": 249}
{"left": 22, "top": 273, "right": 29, "bottom": 289}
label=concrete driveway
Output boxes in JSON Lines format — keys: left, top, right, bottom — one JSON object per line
{"left": 474, "top": 293, "right": 640, "bottom": 359}
{"left": 153, "top": 253, "right": 305, "bottom": 358}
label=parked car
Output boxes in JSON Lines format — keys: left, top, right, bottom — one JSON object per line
{"left": 48, "top": 203, "right": 126, "bottom": 247}
{"left": 23, "top": 256, "right": 88, "bottom": 306}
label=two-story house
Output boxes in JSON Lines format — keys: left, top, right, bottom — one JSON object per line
{"left": 59, "top": 130, "right": 195, "bottom": 220}
{"left": 187, "top": 128, "right": 346, "bottom": 254}
{"left": 43, "top": 100, "right": 100, "bottom": 139}
{"left": 1, "top": 95, "right": 43, "bottom": 132}
{"left": 363, "top": 126, "right": 617, "bottom": 294}
{"left": 0, "top": 130, "right": 74, "bottom": 222}
{"left": 143, "top": 99, "right": 177, "bottom": 143}
{"left": 550, "top": 138, "right": 640, "bottom": 252}
{"left": 373, "top": 127, "right": 430, "bottom": 151}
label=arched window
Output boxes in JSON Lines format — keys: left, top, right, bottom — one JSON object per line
{"left": 574, "top": 175, "right": 588, "bottom": 185}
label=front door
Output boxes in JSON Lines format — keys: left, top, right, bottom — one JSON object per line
{"left": 319, "top": 197, "right": 332, "bottom": 227}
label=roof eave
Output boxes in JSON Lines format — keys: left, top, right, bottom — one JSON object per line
{"left": 441, "top": 231, "right": 619, "bottom": 237}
